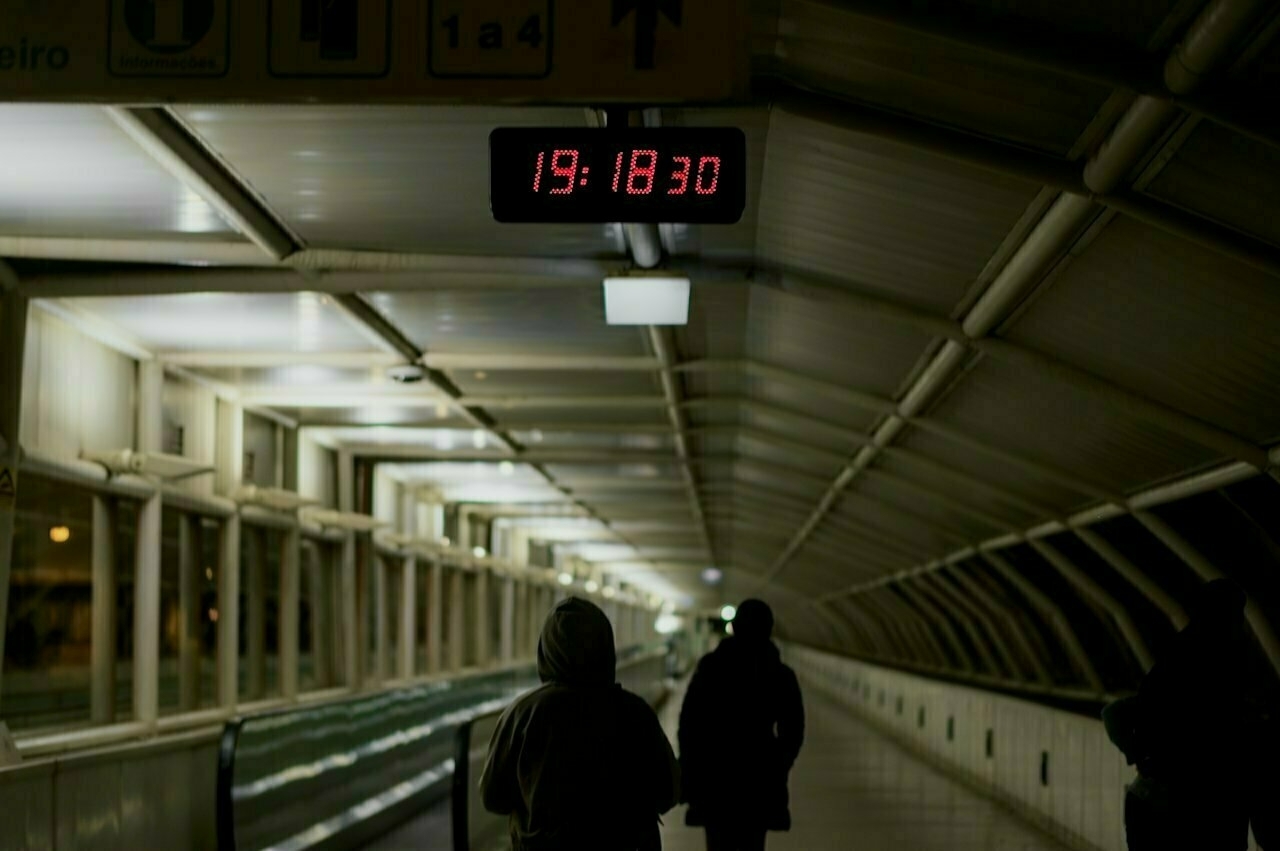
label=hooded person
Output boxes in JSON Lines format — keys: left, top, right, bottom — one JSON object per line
{"left": 480, "top": 596, "right": 679, "bottom": 851}
{"left": 678, "top": 600, "right": 805, "bottom": 851}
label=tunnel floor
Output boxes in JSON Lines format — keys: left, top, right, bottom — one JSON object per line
{"left": 361, "top": 676, "right": 1072, "bottom": 851}
{"left": 656, "top": 679, "right": 1069, "bottom": 851}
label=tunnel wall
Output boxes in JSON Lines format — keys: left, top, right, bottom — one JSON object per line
{"left": 0, "top": 727, "right": 219, "bottom": 851}
{"left": 786, "top": 644, "right": 1262, "bottom": 851}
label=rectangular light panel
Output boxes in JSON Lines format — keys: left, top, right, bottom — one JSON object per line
{"left": 603, "top": 276, "right": 690, "bottom": 326}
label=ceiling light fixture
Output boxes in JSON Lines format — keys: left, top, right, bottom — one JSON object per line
{"left": 720, "top": 604, "right": 737, "bottom": 622}
{"left": 701, "top": 567, "right": 723, "bottom": 585}
{"left": 603, "top": 275, "right": 690, "bottom": 326}
{"left": 499, "top": 461, "right": 515, "bottom": 476}
{"left": 584, "top": 580, "right": 600, "bottom": 593}
{"left": 557, "top": 572, "right": 574, "bottom": 586}
{"left": 472, "top": 546, "right": 487, "bottom": 558}
{"left": 471, "top": 429, "right": 487, "bottom": 449}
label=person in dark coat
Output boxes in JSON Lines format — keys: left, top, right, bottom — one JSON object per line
{"left": 1102, "top": 579, "right": 1272, "bottom": 850}
{"left": 678, "top": 599, "right": 805, "bottom": 851}
{"left": 479, "top": 596, "right": 679, "bottom": 851}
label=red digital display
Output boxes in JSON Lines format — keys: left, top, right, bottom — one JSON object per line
{"left": 490, "top": 128, "right": 746, "bottom": 224}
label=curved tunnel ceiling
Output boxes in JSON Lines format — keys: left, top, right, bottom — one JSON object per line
{"left": 3, "top": 0, "right": 1280, "bottom": 700}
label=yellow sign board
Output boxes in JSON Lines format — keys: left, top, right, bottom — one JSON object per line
{"left": 0, "top": 0, "right": 747, "bottom": 103}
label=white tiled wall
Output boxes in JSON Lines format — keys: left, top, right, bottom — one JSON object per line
{"left": 785, "top": 645, "right": 1263, "bottom": 851}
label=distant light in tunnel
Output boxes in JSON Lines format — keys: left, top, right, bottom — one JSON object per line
{"left": 701, "top": 567, "right": 723, "bottom": 585}
{"left": 601, "top": 586, "right": 617, "bottom": 598}
{"left": 49, "top": 526, "right": 71, "bottom": 544}
{"left": 472, "top": 430, "right": 487, "bottom": 449}
{"left": 472, "top": 546, "right": 487, "bottom": 558}
{"left": 557, "top": 572, "right": 574, "bottom": 586}
{"left": 655, "top": 613, "right": 683, "bottom": 635}
{"left": 584, "top": 580, "right": 600, "bottom": 593}
{"left": 720, "top": 604, "right": 737, "bottom": 622}
{"left": 439, "top": 536, "right": 451, "bottom": 547}
{"left": 499, "top": 461, "right": 515, "bottom": 476}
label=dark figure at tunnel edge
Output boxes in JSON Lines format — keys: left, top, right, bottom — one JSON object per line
{"left": 1102, "top": 579, "right": 1278, "bottom": 850}
{"left": 678, "top": 599, "right": 805, "bottom": 851}
{"left": 480, "top": 596, "right": 679, "bottom": 851}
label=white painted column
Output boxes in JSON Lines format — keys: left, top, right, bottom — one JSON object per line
{"left": 90, "top": 496, "right": 118, "bottom": 724}
{"left": 218, "top": 516, "right": 241, "bottom": 708}
{"left": 341, "top": 532, "right": 358, "bottom": 689}
{"left": 448, "top": 569, "right": 466, "bottom": 671}
{"left": 133, "top": 360, "right": 164, "bottom": 725}
{"left": 426, "top": 559, "right": 443, "bottom": 674}
{"left": 134, "top": 493, "right": 162, "bottom": 725}
{"left": 0, "top": 289, "right": 28, "bottom": 706}
{"left": 400, "top": 556, "right": 416, "bottom": 680}
{"left": 280, "top": 526, "right": 301, "bottom": 699}
{"left": 500, "top": 575, "right": 515, "bottom": 664}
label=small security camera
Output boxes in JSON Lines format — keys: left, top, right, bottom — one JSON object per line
{"left": 387, "top": 364, "right": 426, "bottom": 384}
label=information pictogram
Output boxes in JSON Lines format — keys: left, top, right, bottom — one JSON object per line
{"left": 429, "top": 0, "right": 552, "bottom": 79}
{"left": 110, "top": 0, "right": 230, "bottom": 76}
{"left": 269, "top": 0, "right": 391, "bottom": 78}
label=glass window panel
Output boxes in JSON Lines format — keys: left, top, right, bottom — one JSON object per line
{"left": 159, "top": 509, "right": 221, "bottom": 713}
{"left": 238, "top": 525, "right": 282, "bottom": 701}
{"left": 2, "top": 475, "right": 93, "bottom": 731}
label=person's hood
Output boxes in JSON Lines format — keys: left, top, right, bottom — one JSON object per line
{"left": 537, "top": 597, "right": 617, "bottom": 686}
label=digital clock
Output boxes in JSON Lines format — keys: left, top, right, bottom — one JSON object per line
{"left": 490, "top": 127, "right": 747, "bottom": 224}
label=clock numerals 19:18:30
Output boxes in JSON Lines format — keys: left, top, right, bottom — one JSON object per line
{"left": 530, "top": 149, "right": 722, "bottom": 196}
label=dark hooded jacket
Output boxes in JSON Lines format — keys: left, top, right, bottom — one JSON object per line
{"left": 479, "top": 597, "right": 679, "bottom": 851}
{"left": 678, "top": 634, "right": 804, "bottom": 831}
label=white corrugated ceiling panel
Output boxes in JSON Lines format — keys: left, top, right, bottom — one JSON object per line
{"left": 176, "top": 106, "right": 618, "bottom": 257}
{"left": 757, "top": 110, "right": 1042, "bottom": 313}
{"left": 0, "top": 105, "right": 236, "bottom": 239}
{"left": 1005, "top": 217, "right": 1280, "bottom": 444}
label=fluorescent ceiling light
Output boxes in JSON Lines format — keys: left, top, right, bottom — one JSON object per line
{"left": 603, "top": 276, "right": 690, "bottom": 326}
{"left": 720, "top": 604, "right": 737, "bottom": 621}
{"left": 557, "top": 572, "right": 574, "bottom": 586}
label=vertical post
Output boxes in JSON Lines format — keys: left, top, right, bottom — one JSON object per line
{"left": 426, "top": 559, "right": 443, "bottom": 674}
{"left": 0, "top": 288, "right": 28, "bottom": 705}
{"left": 133, "top": 360, "right": 164, "bottom": 726}
{"left": 513, "top": 579, "right": 529, "bottom": 658}
{"left": 304, "top": 541, "right": 330, "bottom": 688}
{"left": 341, "top": 532, "right": 358, "bottom": 689}
{"left": 280, "top": 526, "right": 300, "bottom": 699}
{"left": 218, "top": 516, "right": 241, "bottom": 707}
{"left": 374, "top": 554, "right": 388, "bottom": 683}
{"left": 500, "top": 575, "right": 515, "bottom": 664}
{"left": 475, "top": 568, "right": 490, "bottom": 667}
{"left": 134, "top": 494, "right": 162, "bottom": 725}
{"left": 90, "top": 496, "right": 118, "bottom": 724}
{"left": 178, "top": 515, "right": 201, "bottom": 711}
{"left": 448, "top": 568, "right": 466, "bottom": 671}
{"left": 400, "top": 556, "right": 416, "bottom": 680}
{"left": 246, "top": 527, "right": 266, "bottom": 699}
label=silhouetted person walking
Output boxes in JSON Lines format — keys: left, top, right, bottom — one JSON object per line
{"left": 1103, "top": 579, "right": 1274, "bottom": 850}
{"left": 480, "top": 596, "right": 679, "bottom": 851}
{"left": 678, "top": 599, "right": 804, "bottom": 851}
